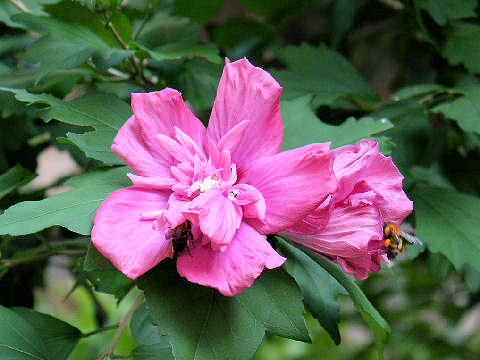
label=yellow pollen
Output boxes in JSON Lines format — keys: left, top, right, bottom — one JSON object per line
{"left": 200, "top": 176, "right": 221, "bottom": 192}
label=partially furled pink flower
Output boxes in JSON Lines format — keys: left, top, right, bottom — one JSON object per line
{"left": 91, "top": 58, "right": 337, "bottom": 296}
{"left": 282, "top": 139, "right": 413, "bottom": 280}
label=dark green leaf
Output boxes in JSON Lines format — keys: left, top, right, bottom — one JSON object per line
{"left": 137, "top": 261, "right": 265, "bottom": 360}
{"left": 442, "top": 22, "right": 480, "bottom": 74}
{"left": 12, "top": 308, "right": 81, "bottom": 360}
{"left": 174, "top": 0, "right": 222, "bottom": 22}
{"left": 0, "top": 164, "right": 34, "bottom": 200}
{"left": 130, "top": 304, "right": 163, "bottom": 346}
{"left": 278, "top": 239, "right": 346, "bottom": 345}
{"left": 417, "top": 0, "right": 477, "bottom": 25}
{"left": 296, "top": 245, "right": 390, "bottom": 359}
{"left": 281, "top": 95, "right": 392, "bottom": 151}
{"left": 0, "top": 305, "right": 53, "bottom": 360}
{"left": 0, "top": 87, "right": 131, "bottom": 165}
{"left": 370, "top": 101, "right": 431, "bottom": 172}
{"left": 132, "top": 340, "right": 174, "bottom": 360}
{"left": 235, "top": 268, "right": 310, "bottom": 342}
{"left": 412, "top": 184, "right": 480, "bottom": 272}
{"left": 433, "top": 84, "right": 480, "bottom": 134}
{"left": 83, "top": 242, "right": 134, "bottom": 300}
{"left": 0, "top": 0, "right": 56, "bottom": 28}
{"left": 0, "top": 167, "right": 129, "bottom": 236}
{"left": 273, "top": 44, "right": 377, "bottom": 102}
{"left": 176, "top": 59, "right": 222, "bottom": 111}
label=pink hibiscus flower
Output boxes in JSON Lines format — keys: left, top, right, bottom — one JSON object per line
{"left": 91, "top": 58, "right": 337, "bottom": 296}
{"left": 282, "top": 139, "right": 413, "bottom": 280}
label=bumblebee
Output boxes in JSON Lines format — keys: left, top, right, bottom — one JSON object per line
{"left": 383, "top": 222, "right": 423, "bottom": 260}
{"left": 166, "top": 221, "right": 193, "bottom": 256}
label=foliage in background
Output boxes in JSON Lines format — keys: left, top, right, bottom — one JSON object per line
{"left": 0, "top": 0, "right": 480, "bottom": 359}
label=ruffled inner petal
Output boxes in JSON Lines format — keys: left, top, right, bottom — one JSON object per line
{"left": 177, "top": 222, "right": 286, "bottom": 296}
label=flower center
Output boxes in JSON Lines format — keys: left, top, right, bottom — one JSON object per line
{"left": 200, "top": 176, "right": 221, "bottom": 193}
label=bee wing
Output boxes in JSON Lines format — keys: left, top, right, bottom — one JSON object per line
{"left": 400, "top": 231, "right": 423, "bottom": 245}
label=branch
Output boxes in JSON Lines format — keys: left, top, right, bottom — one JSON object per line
{"left": 96, "top": 294, "right": 145, "bottom": 360}
{"left": 1, "top": 249, "right": 86, "bottom": 268}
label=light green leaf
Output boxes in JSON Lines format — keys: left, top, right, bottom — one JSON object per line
{"left": 0, "top": 305, "right": 53, "bottom": 360}
{"left": 0, "top": 167, "right": 129, "bottom": 236}
{"left": 392, "top": 83, "right": 446, "bottom": 101}
{"left": 83, "top": 243, "right": 134, "bottom": 300}
{"left": 273, "top": 44, "right": 377, "bottom": 102}
{"left": 0, "top": 0, "right": 57, "bottom": 28}
{"left": 433, "top": 84, "right": 480, "bottom": 134}
{"left": 0, "top": 87, "right": 131, "bottom": 165}
{"left": 442, "top": 22, "right": 480, "bottom": 74}
{"left": 235, "top": 268, "right": 310, "bottom": 342}
{"left": 0, "top": 164, "right": 34, "bottom": 200}
{"left": 11, "top": 13, "right": 132, "bottom": 78}
{"left": 417, "top": 0, "right": 477, "bottom": 25}
{"left": 278, "top": 239, "right": 346, "bottom": 345}
{"left": 281, "top": 95, "right": 392, "bottom": 151}
{"left": 137, "top": 261, "right": 265, "bottom": 360}
{"left": 135, "top": 42, "right": 221, "bottom": 64}
{"left": 412, "top": 184, "right": 480, "bottom": 272}
{"left": 298, "top": 246, "right": 390, "bottom": 359}
{"left": 12, "top": 308, "right": 81, "bottom": 360}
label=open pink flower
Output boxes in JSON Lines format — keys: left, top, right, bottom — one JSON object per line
{"left": 91, "top": 58, "right": 337, "bottom": 296}
{"left": 282, "top": 139, "right": 412, "bottom": 280}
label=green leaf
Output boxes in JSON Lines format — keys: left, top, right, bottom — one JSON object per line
{"left": 83, "top": 243, "right": 134, "bottom": 300}
{"left": 0, "top": 305, "right": 53, "bottom": 360}
{"left": 11, "top": 13, "right": 132, "bottom": 78}
{"left": 295, "top": 245, "right": 390, "bottom": 359}
{"left": 137, "top": 261, "right": 265, "bottom": 360}
{"left": 130, "top": 304, "right": 174, "bottom": 359}
{"left": 412, "top": 184, "right": 480, "bottom": 272}
{"left": 0, "top": 87, "right": 131, "bottom": 165}
{"left": 391, "top": 83, "right": 446, "bottom": 101}
{"left": 132, "top": 341, "right": 174, "bottom": 360}
{"left": 0, "top": 164, "right": 34, "bottom": 200}
{"left": 281, "top": 95, "right": 392, "bottom": 151}
{"left": 417, "top": 0, "right": 477, "bottom": 25}
{"left": 433, "top": 84, "right": 480, "bottom": 134}
{"left": 442, "top": 22, "right": 480, "bottom": 74}
{"left": 12, "top": 308, "right": 81, "bottom": 360}
{"left": 0, "top": 167, "right": 129, "bottom": 236}
{"left": 131, "top": 304, "right": 163, "bottom": 346}
{"left": 0, "top": 0, "right": 56, "bottom": 28}
{"left": 176, "top": 59, "right": 222, "bottom": 111}
{"left": 278, "top": 239, "right": 346, "bottom": 345}
{"left": 370, "top": 101, "right": 431, "bottom": 172}
{"left": 235, "top": 268, "right": 310, "bottom": 342}
{"left": 135, "top": 42, "right": 221, "bottom": 64}
{"left": 174, "top": 0, "right": 222, "bottom": 22}
{"left": 273, "top": 44, "right": 377, "bottom": 102}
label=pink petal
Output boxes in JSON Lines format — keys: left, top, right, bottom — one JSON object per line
{"left": 207, "top": 58, "right": 283, "bottom": 171}
{"left": 333, "top": 139, "right": 412, "bottom": 223}
{"left": 112, "top": 115, "right": 173, "bottom": 178}
{"left": 91, "top": 187, "right": 171, "bottom": 279}
{"left": 183, "top": 189, "right": 242, "bottom": 250}
{"left": 113, "top": 89, "right": 206, "bottom": 177}
{"left": 361, "top": 155, "right": 413, "bottom": 223}
{"left": 177, "top": 223, "right": 286, "bottom": 296}
{"left": 127, "top": 173, "right": 176, "bottom": 190}
{"left": 242, "top": 143, "right": 337, "bottom": 234}
{"left": 282, "top": 203, "right": 386, "bottom": 280}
